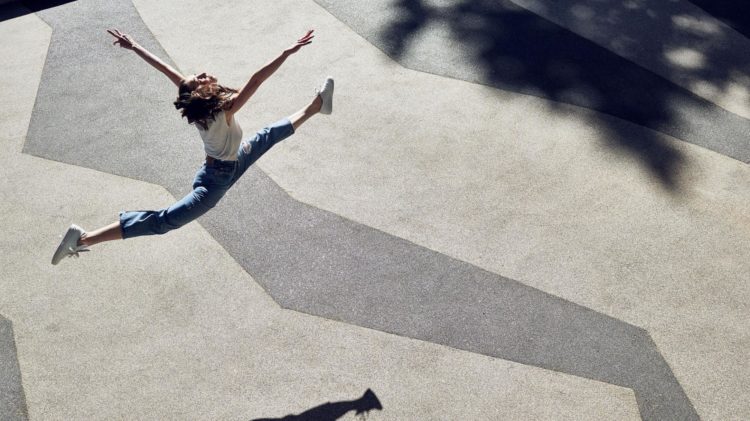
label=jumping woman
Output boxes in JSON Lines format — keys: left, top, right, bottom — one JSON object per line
{"left": 52, "top": 28, "right": 333, "bottom": 265}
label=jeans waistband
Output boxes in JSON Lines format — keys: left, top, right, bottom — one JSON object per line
{"left": 205, "top": 155, "right": 237, "bottom": 167}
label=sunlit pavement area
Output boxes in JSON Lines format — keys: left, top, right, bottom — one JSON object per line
{"left": 1, "top": 0, "right": 749, "bottom": 420}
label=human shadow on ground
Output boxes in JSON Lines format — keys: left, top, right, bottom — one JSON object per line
{"left": 251, "top": 389, "right": 382, "bottom": 421}
{"left": 371, "top": 0, "right": 750, "bottom": 189}
{"left": 0, "top": 0, "right": 75, "bottom": 22}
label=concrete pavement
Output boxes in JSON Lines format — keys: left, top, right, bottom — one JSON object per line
{"left": 1, "top": 0, "right": 749, "bottom": 419}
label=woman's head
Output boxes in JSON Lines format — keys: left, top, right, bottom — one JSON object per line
{"left": 184, "top": 72, "right": 216, "bottom": 90}
{"left": 174, "top": 73, "right": 237, "bottom": 129}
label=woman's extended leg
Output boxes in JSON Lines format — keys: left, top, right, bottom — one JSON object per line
{"left": 52, "top": 164, "right": 233, "bottom": 265}
{"left": 233, "top": 77, "right": 334, "bottom": 183}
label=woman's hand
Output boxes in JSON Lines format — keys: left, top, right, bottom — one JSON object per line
{"left": 284, "top": 29, "right": 314, "bottom": 54}
{"left": 107, "top": 29, "right": 137, "bottom": 50}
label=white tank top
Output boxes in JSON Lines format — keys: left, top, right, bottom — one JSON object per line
{"left": 197, "top": 110, "right": 243, "bottom": 161}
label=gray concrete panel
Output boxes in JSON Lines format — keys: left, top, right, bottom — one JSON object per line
{"left": 0, "top": 315, "right": 28, "bottom": 421}
{"left": 23, "top": 0, "right": 203, "bottom": 196}
{"left": 206, "top": 166, "right": 697, "bottom": 421}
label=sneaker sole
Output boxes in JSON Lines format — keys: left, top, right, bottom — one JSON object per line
{"left": 320, "top": 77, "right": 334, "bottom": 115}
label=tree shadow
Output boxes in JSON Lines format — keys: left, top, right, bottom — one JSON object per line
{"left": 529, "top": 0, "right": 750, "bottom": 94}
{"left": 375, "top": 0, "right": 750, "bottom": 190}
{"left": 252, "top": 389, "right": 383, "bottom": 421}
{"left": 0, "top": 0, "right": 75, "bottom": 22}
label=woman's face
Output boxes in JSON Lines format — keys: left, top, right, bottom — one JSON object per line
{"left": 185, "top": 72, "right": 217, "bottom": 90}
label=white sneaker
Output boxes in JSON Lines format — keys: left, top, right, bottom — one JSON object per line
{"left": 51, "top": 224, "right": 89, "bottom": 265}
{"left": 316, "top": 77, "right": 334, "bottom": 115}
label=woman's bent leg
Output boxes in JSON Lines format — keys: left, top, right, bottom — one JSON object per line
{"left": 234, "top": 80, "right": 333, "bottom": 182}
{"left": 118, "top": 183, "right": 228, "bottom": 240}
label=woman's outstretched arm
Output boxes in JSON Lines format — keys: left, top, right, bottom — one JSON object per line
{"left": 225, "top": 30, "right": 315, "bottom": 116}
{"left": 107, "top": 29, "right": 185, "bottom": 87}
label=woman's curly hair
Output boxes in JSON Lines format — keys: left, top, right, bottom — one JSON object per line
{"left": 174, "top": 81, "right": 238, "bottom": 130}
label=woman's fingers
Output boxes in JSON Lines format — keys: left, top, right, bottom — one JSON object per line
{"left": 107, "top": 29, "right": 129, "bottom": 41}
{"left": 107, "top": 29, "right": 134, "bottom": 49}
{"left": 107, "top": 30, "right": 123, "bottom": 41}
{"left": 297, "top": 29, "right": 314, "bottom": 43}
{"left": 108, "top": 29, "right": 123, "bottom": 38}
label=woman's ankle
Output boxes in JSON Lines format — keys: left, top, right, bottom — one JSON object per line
{"left": 311, "top": 95, "right": 323, "bottom": 113}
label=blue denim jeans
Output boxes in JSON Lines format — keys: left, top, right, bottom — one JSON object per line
{"left": 119, "top": 118, "right": 295, "bottom": 239}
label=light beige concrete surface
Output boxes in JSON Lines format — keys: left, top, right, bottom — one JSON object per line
{"left": 0, "top": 11, "right": 640, "bottom": 421}
{"left": 133, "top": 0, "right": 750, "bottom": 419}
